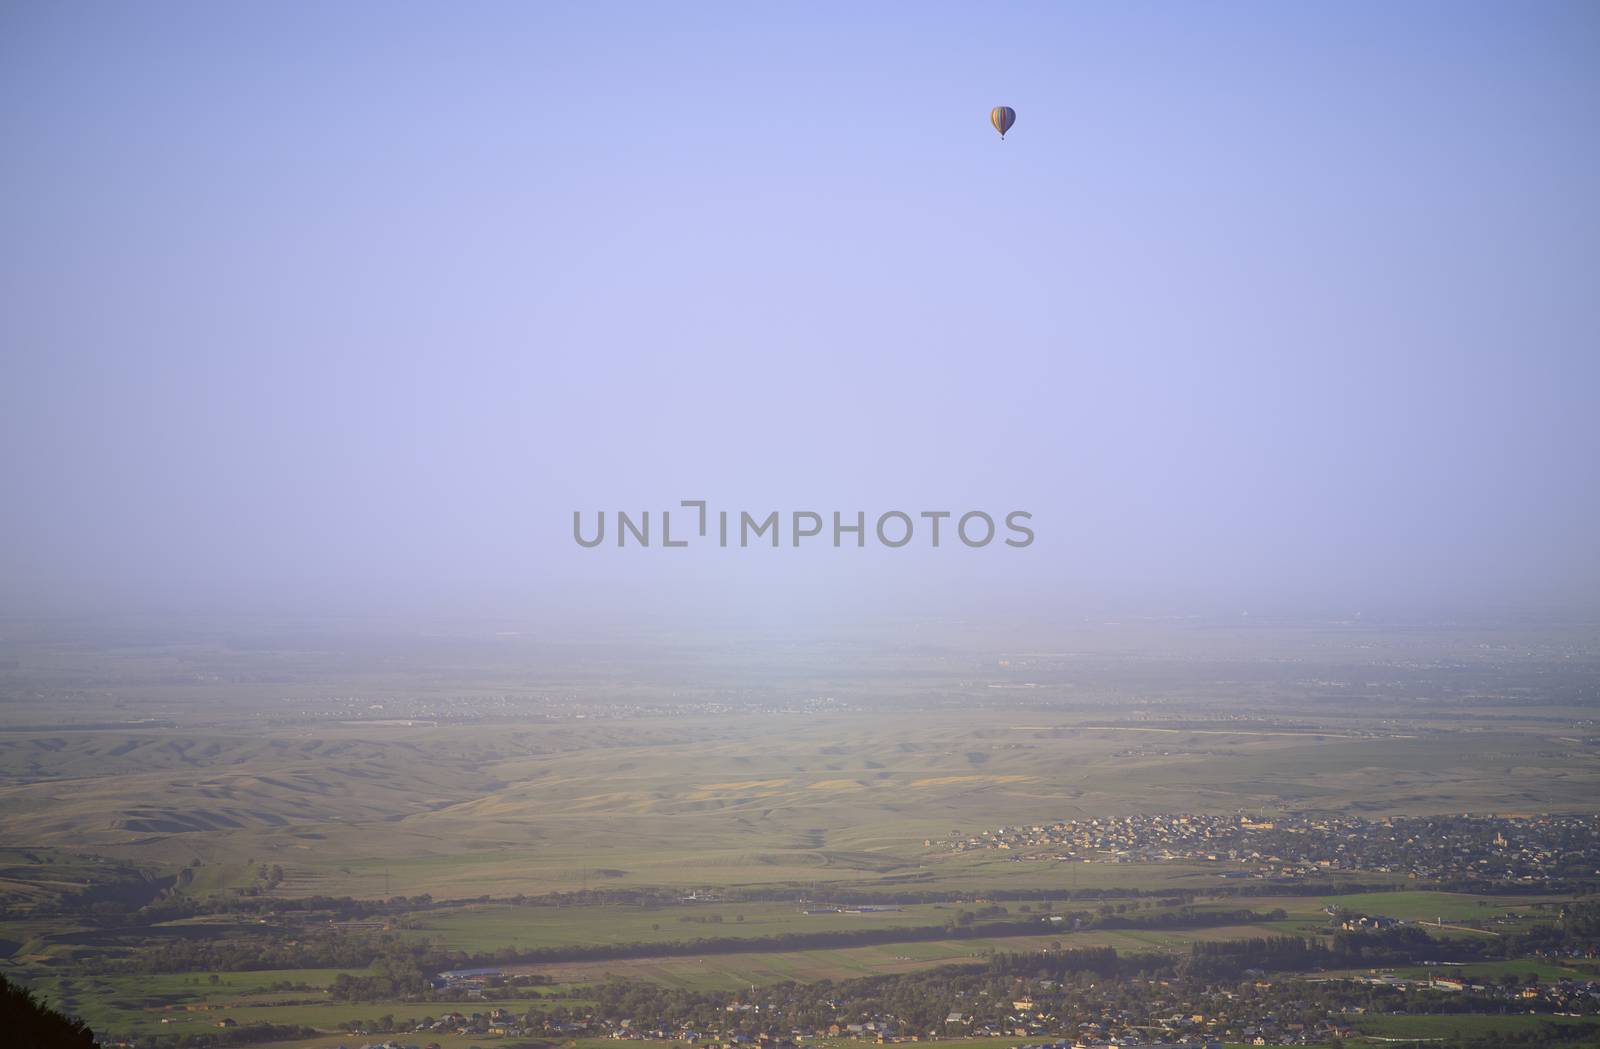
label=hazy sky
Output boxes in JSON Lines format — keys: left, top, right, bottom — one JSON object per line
{"left": 2, "top": 2, "right": 1597, "bottom": 622}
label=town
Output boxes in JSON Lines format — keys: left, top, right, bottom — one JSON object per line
{"left": 286, "top": 937, "right": 1600, "bottom": 1049}
{"left": 938, "top": 813, "right": 1600, "bottom": 885}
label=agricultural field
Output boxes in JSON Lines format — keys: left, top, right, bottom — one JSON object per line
{"left": 1353, "top": 1012, "right": 1600, "bottom": 1041}
{"left": 2, "top": 617, "right": 1599, "bottom": 1047}
{"left": 1393, "top": 958, "right": 1598, "bottom": 983}
{"left": 18, "top": 966, "right": 595, "bottom": 1043}
{"left": 403, "top": 900, "right": 992, "bottom": 953}
{"left": 1317, "top": 890, "right": 1571, "bottom": 923}
{"left": 498, "top": 923, "right": 1294, "bottom": 991}
{"left": 2, "top": 707, "right": 1593, "bottom": 904}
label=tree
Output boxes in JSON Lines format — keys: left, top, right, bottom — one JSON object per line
{"left": 0, "top": 973, "right": 97, "bottom": 1049}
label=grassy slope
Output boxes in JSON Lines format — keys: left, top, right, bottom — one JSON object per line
{"left": 3, "top": 708, "right": 1596, "bottom": 902}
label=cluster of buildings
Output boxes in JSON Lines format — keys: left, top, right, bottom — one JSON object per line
{"left": 592, "top": 1016, "right": 1327, "bottom": 1048}
{"left": 930, "top": 984, "right": 1366, "bottom": 1047}
{"left": 936, "top": 812, "right": 1599, "bottom": 883}
{"left": 1353, "top": 970, "right": 1600, "bottom": 1011}
{"left": 313, "top": 966, "right": 1600, "bottom": 1049}
{"left": 344, "top": 1007, "right": 555, "bottom": 1042}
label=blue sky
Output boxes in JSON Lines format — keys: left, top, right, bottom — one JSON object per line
{"left": 2, "top": 2, "right": 1596, "bottom": 621}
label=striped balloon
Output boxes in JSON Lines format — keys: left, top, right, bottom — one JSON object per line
{"left": 990, "top": 106, "right": 1016, "bottom": 139}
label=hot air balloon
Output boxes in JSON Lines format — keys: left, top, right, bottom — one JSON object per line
{"left": 990, "top": 106, "right": 1016, "bottom": 139}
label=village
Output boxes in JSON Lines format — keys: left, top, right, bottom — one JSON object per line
{"left": 320, "top": 969, "right": 1600, "bottom": 1049}
{"left": 937, "top": 813, "right": 1600, "bottom": 884}
{"left": 288, "top": 952, "right": 1600, "bottom": 1049}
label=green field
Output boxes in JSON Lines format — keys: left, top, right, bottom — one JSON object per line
{"left": 1355, "top": 1012, "right": 1600, "bottom": 1041}
{"left": 16, "top": 966, "right": 586, "bottom": 1043}
{"left": 405, "top": 899, "right": 980, "bottom": 953}
{"left": 7, "top": 919, "right": 1297, "bottom": 1036}
{"left": 399, "top": 895, "right": 1270, "bottom": 953}
{"left": 1319, "top": 890, "right": 1570, "bottom": 923}
{"left": 1393, "top": 958, "right": 1596, "bottom": 982}
{"left": 18, "top": 886, "right": 1561, "bottom": 1044}
{"left": 498, "top": 922, "right": 1294, "bottom": 991}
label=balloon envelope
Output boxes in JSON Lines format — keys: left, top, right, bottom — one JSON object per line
{"left": 990, "top": 106, "right": 1016, "bottom": 138}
